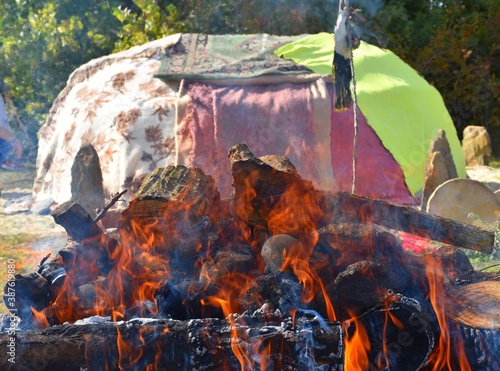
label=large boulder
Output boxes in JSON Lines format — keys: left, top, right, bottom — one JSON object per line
{"left": 33, "top": 34, "right": 181, "bottom": 205}
{"left": 462, "top": 125, "right": 492, "bottom": 167}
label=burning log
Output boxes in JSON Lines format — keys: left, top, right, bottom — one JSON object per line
{"left": 0, "top": 311, "right": 343, "bottom": 371}
{"left": 0, "top": 297, "right": 439, "bottom": 371}
{"left": 51, "top": 201, "right": 104, "bottom": 243}
{"left": 324, "top": 191, "right": 496, "bottom": 254}
{"left": 4, "top": 143, "right": 499, "bottom": 370}
{"left": 444, "top": 281, "right": 500, "bottom": 331}
{"left": 51, "top": 201, "right": 112, "bottom": 278}
{"left": 229, "top": 143, "right": 323, "bottom": 235}
{"left": 229, "top": 143, "right": 495, "bottom": 254}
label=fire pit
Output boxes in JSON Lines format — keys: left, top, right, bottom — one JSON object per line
{"left": 2, "top": 144, "right": 499, "bottom": 370}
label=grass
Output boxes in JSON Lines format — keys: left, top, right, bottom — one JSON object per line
{"left": 465, "top": 251, "right": 500, "bottom": 272}
{"left": 0, "top": 166, "right": 66, "bottom": 314}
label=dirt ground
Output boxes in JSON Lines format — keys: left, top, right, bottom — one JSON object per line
{"left": 0, "top": 167, "right": 66, "bottom": 313}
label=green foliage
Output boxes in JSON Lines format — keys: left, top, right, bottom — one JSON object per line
{"left": 113, "top": 1, "right": 184, "bottom": 51}
{"left": 411, "top": 0, "right": 499, "bottom": 152}
{"left": 173, "top": 0, "right": 336, "bottom": 35}
{"left": 0, "top": 0, "right": 123, "bottom": 156}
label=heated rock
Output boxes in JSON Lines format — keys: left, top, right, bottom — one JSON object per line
{"left": 317, "top": 223, "right": 405, "bottom": 272}
{"left": 261, "top": 234, "right": 302, "bottom": 274}
{"left": 199, "top": 244, "right": 256, "bottom": 286}
{"left": 237, "top": 273, "right": 303, "bottom": 314}
{"left": 121, "top": 165, "right": 220, "bottom": 275}
{"left": 421, "top": 129, "right": 458, "bottom": 210}
{"left": 156, "top": 280, "right": 223, "bottom": 320}
{"left": 71, "top": 143, "right": 105, "bottom": 218}
{"left": 326, "top": 259, "right": 412, "bottom": 319}
{"left": 124, "top": 165, "right": 219, "bottom": 221}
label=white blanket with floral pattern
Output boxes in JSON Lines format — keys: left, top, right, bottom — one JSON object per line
{"left": 34, "top": 35, "right": 181, "bottom": 204}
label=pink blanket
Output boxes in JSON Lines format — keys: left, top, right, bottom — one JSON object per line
{"left": 177, "top": 82, "right": 319, "bottom": 197}
{"left": 213, "top": 83, "right": 319, "bottom": 196}
{"left": 176, "top": 80, "right": 417, "bottom": 204}
{"left": 331, "top": 101, "right": 417, "bottom": 205}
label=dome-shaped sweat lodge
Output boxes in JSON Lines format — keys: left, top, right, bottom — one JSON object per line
{"left": 33, "top": 33, "right": 465, "bottom": 207}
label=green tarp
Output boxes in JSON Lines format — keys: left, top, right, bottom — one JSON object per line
{"left": 275, "top": 33, "right": 466, "bottom": 195}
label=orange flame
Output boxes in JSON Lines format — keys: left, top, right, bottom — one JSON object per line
{"left": 31, "top": 306, "right": 49, "bottom": 328}
{"left": 377, "top": 295, "right": 405, "bottom": 369}
{"left": 425, "top": 255, "right": 471, "bottom": 371}
{"left": 344, "top": 317, "right": 371, "bottom": 371}
{"left": 116, "top": 327, "right": 144, "bottom": 369}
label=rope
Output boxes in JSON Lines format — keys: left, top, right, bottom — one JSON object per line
{"left": 350, "top": 52, "right": 358, "bottom": 194}
{"left": 338, "top": 0, "right": 359, "bottom": 194}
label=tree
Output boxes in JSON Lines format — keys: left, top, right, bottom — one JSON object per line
{"left": 0, "top": 0, "right": 186, "bottom": 159}
{"left": 112, "top": 0, "right": 184, "bottom": 51}
{"left": 413, "top": 0, "right": 499, "bottom": 151}
{"left": 158, "top": 0, "right": 337, "bottom": 35}
{"left": 359, "top": 0, "right": 499, "bottom": 151}
{"left": 0, "top": 0, "right": 124, "bottom": 157}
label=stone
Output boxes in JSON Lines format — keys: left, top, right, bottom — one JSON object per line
{"left": 31, "top": 197, "right": 56, "bottom": 215}
{"left": 421, "top": 129, "right": 458, "bottom": 211}
{"left": 466, "top": 165, "right": 500, "bottom": 192}
{"left": 71, "top": 143, "right": 105, "bottom": 217}
{"left": 462, "top": 126, "right": 492, "bottom": 167}
{"left": 199, "top": 244, "right": 256, "bottom": 285}
{"left": 426, "top": 178, "right": 500, "bottom": 228}
{"left": 326, "top": 259, "right": 411, "bottom": 320}
{"left": 261, "top": 234, "right": 302, "bottom": 274}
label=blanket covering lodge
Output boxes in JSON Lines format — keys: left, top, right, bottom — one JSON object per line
{"left": 34, "top": 33, "right": 464, "bottom": 208}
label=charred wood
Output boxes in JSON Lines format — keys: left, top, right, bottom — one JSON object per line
{"left": 443, "top": 281, "right": 500, "bottom": 331}
{"left": 324, "top": 191, "right": 495, "bottom": 254}
{"left": 51, "top": 201, "right": 104, "bottom": 243}
{"left": 229, "top": 143, "right": 323, "bottom": 235}
{"left": 0, "top": 298, "right": 439, "bottom": 371}
{"left": 0, "top": 312, "right": 343, "bottom": 371}
{"left": 458, "top": 325, "right": 500, "bottom": 370}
